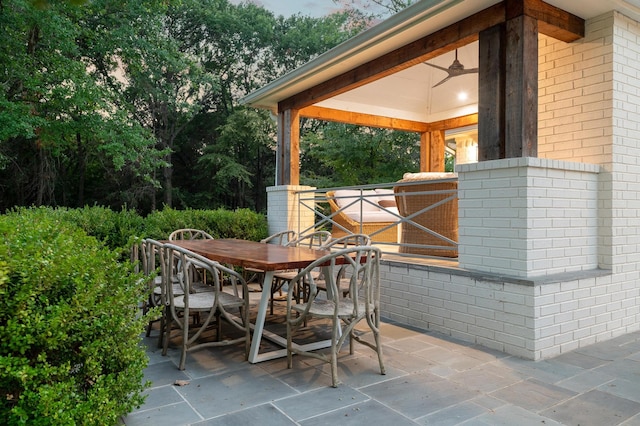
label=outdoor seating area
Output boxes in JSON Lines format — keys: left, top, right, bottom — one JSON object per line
{"left": 136, "top": 229, "right": 387, "bottom": 388}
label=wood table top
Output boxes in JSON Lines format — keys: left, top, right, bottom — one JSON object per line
{"left": 165, "top": 239, "right": 332, "bottom": 271}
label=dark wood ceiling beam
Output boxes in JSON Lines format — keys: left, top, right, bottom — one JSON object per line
{"left": 507, "top": 0, "right": 584, "bottom": 41}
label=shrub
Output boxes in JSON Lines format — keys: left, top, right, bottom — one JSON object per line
{"left": 57, "top": 206, "right": 146, "bottom": 253}
{"left": 0, "top": 208, "right": 149, "bottom": 425}
{"left": 143, "top": 206, "right": 268, "bottom": 241}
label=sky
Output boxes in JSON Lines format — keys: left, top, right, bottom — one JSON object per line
{"left": 230, "top": 0, "right": 386, "bottom": 18}
{"left": 250, "top": 0, "right": 344, "bottom": 17}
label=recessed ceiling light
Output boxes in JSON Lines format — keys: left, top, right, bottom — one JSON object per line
{"left": 458, "top": 91, "right": 468, "bottom": 101}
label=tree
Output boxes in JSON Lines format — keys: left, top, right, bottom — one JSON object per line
{"left": 300, "top": 122, "right": 420, "bottom": 188}
{"left": 0, "top": 0, "right": 163, "bottom": 212}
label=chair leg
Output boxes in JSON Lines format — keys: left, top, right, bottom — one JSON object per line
{"left": 178, "top": 317, "right": 189, "bottom": 370}
{"left": 162, "top": 314, "right": 171, "bottom": 356}
{"left": 330, "top": 346, "right": 339, "bottom": 388}
{"left": 216, "top": 310, "right": 222, "bottom": 341}
{"left": 372, "top": 329, "right": 386, "bottom": 376}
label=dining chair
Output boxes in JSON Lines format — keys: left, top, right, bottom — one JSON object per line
{"left": 315, "top": 234, "right": 372, "bottom": 298}
{"left": 161, "top": 243, "right": 250, "bottom": 370}
{"left": 243, "top": 230, "right": 297, "bottom": 286}
{"left": 270, "top": 230, "right": 332, "bottom": 313}
{"left": 285, "top": 245, "right": 385, "bottom": 387}
{"left": 168, "top": 228, "right": 215, "bottom": 289}
{"left": 168, "top": 228, "right": 214, "bottom": 240}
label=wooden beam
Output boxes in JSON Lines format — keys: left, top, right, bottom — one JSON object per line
{"left": 278, "top": 3, "right": 506, "bottom": 112}
{"left": 505, "top": 14, "right": 538, "bottom": 158}
{"left": 277, "top": 109, "right": 300, "bottom": 185}
{"left": 420, "top": 132, "right": 429, "bottom": 172}
{"left": 430, "top": 130, "right": 446, "bottom": 172}
{"left": 299, "top": 105, "right": 430, "bottom": 132}
{"left": 425, "top": 113, "right": 478, "bottom": 132}
{"left": 478, "top": 25, "right": 505, "bottom": 161}
{"left": 507, "top": 0, "right": 584, "bottom": 42}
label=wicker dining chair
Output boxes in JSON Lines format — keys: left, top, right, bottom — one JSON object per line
{"left": 285, "top": 245, "right": 385, "bottom": 387}
{"left": 314, "top": 233, "right": 372, "bottom": 298}
{"left": 161, "top": 243, "right": 250, "bottom": 370}
{"left": 168, "top": 228, "right": 215, "bottom": 289}
{"left": 270, "top": 230, "right": 332, "bottom": 313}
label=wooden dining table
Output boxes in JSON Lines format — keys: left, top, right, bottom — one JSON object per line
{"left": 165, "top": 238, "right": 334, "bottom": 363}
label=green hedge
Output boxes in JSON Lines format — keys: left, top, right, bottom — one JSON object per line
{"left": 142, "top": 206, "right": 268, "bottom": 241}
{"left": 0, "top": 205, "right": 267, "bottom": 424}
{"left": 0, "top": 208, "right": 149, "bottom": 425}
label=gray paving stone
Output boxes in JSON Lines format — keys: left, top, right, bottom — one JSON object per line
{"left": 598, "top": 378, "right": 640, "bottom": 403}
{"left": 497, "top": 356, "right": 585, "bottom": 384}
{"left": 174, "top": 365, "right": 297, "bottom": 419}
{"left": 299, "top": 399, "right": 417, "bottom": 426}
{"left": 142, "top": 360, "right": 190, "bottom": 387}
{"left": 552, "top": 350, "right": 610, "bottom": 369}
{"left": 447, "top": 363, "right": 523, "bottom": 393}
{"left": 124, "top": 402, "right": 202, "bottom": 426}
{"left": 130, "top": 385, "right": 185, "bottom": 413}
{"left": 361, "top": 372, "right": 479, "bottom": 419}
{"left": 273, "top": 385, "right": 369, "bottom": 421}
{"left": 193, "top": 404, "right": 297, "bottom": 425}
{"left": 541, "top": 389, "right": 640, "bottom": 426}
{"left": 594, "top": 358, "right": 640, "bottom": 380}
{"left": 463, "top": 404, "right": 563, "bottom": 426}
{"left": 489, "top": 378, "right": 576, "bottom": 411}
{"left": 555, "top": 369, "right": 616, "bottom": 393}
{"left": 416, "top": 401, "right": 488, "bottom": 425}
{"left": 314, "top": 352, "right": 404, "bottom": 388}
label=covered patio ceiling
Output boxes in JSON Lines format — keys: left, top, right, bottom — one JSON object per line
{"left": 242, "top": 0, "right": 640, "bottom": 125}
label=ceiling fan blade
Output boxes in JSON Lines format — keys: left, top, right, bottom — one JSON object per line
{"left": 423, "top": 62, "right": 450, "bottom": 73}
{"left": 461, "top": 67, "right": 479, "bottom": 74}
{"left": 432, "top": 75, "right": 452, "bottom": 88}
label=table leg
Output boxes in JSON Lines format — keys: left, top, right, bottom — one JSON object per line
{"left": 247, "top": 270, "right": 334, "bottom": 363}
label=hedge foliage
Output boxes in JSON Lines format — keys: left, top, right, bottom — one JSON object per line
{"left": 0, "top": 206, "right": 268, "bottom": 425}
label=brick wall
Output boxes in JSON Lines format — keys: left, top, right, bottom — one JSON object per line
{"left": 538, "top": 13, "right": 614, "bottom": 165}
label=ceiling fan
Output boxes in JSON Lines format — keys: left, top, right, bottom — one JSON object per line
{"left": 424, "top": 49, "right": 478, "bottom": 88}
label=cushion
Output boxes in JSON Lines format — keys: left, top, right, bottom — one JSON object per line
{"left": 333, "top": 189, "right": 380, "bottom": 212}
{"left": 378, "top": 199, "right": 397, "bottom": 208}
{"left": 401, "top": 172, "right": 457, "bottom": 181}
{"left": 344, "top": 208, "right": 399, "bottom": 223}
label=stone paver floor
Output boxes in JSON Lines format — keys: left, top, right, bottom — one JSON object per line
{"left": 124, "top": 298, "right": 640, "bottom": 426}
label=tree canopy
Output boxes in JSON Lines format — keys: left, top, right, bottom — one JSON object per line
{"left": 0, "top": 0, "right": 419, "bottom": 214}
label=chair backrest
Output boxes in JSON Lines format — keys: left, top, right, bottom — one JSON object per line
{"left": 321, "top": 233, "right": 371, "bottom": 250}
{"left": 287, "top": 230, "right": 332, "bottom": 249}
{"left": 163, "top": 243, "right": 245, "bottom": 303}
{"left": 168, "top": 228, "right": 214, "bottom": 241}
{"left": 260, "top": 230, "right": 297, "bottom": 245}
{"left": 290, "top": 246, "right": 381, "bottom": 314}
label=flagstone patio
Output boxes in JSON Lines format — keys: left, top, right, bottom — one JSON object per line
{"left": 123, "top": 302, "right": 640, "bottom": 426}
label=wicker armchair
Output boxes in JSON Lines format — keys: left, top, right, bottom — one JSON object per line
{"left": 326, "top": 190, "right": 398, "bottom": 243}
{"left": 393, "top": 173, "right": 458, "bottom": 257}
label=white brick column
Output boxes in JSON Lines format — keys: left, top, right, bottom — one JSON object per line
{"left": 266, "top": 185, "right": 316, "bottom": 236}
{"left": 457, "top": 157, "right": 600, "bottom": 278}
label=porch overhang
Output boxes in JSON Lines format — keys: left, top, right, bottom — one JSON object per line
{"left": 241, "top": 0, "right": 636, "bottom": 186}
